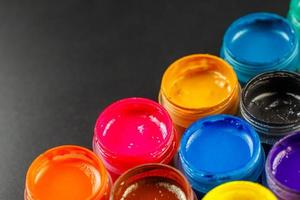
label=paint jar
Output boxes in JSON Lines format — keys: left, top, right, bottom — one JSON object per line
{"left": 203, "top": 181, "right": 277, "bottom": 200}
{"left": 111, "top": 163, "right": 197, "bottom": 200}
{"left": 265, "top": 131, "right": 300, "bottom": 200}
{"left": 240, "top": 71, "right": 300, "bottom": 145}
{"left": 221, "top": 12, "right": 299, "bottom": 85}
{"left": 24, "top": 145, "right": 111, "bottom": 200}
{"left": 159, "top": 54, "right": 240, "bottom": 135}
{"left": 93, "top": 97, "right": 178, "bottom": 180}
{"left": 177, "top": 114, "right": 265, "bottom": 195}
{"left": 288, "top": 0, "right": 300, "bottom": 46}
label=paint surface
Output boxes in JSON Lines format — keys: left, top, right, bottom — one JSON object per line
{"left": 169, "top": 70, "right": 232, "bottom": 108}
{"left": 226, "top": 13, "right": 294, "bottom": 64}
{"left": 203, "top": 181, "right": 277, "bottom": 200}
{"left": 182, "top": 116, "right": 252, "bottom": 173}
{"left": 244, "top": 72, "right": 300, "bottom": 124}
{"left": 119, "top": 177, "right": 186, "bottom": 200}
{"left": 161, "top": 54, "right": 237, "bottom": 110}
{"left": 271, "top": 136, "right": 300, "bottom": 191}
{"left": 96, "top": 99, "right": 171, "bottom": 157}
{"left": 33, "top": 159, "right": 100, "bottom": 200}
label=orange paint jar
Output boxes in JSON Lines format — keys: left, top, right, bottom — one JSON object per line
{"left": 111, "top": 164, "right": 197, "bottom": 200}
{"left": 25, "top": 145, "right": 111, "bottom": 200}
{"left": 159, "top": 54, "right": 240, "bottom": 135}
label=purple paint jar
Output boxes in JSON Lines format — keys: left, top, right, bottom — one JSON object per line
{"left": 265, "top": 131, "right": 300, "bottom": 199}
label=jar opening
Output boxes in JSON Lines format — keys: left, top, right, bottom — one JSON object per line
{"left": 161, "top": 54, "right": 238, "bottom": 111}
{"left": 25, "top": 145, "right": 110, "bottom": 200}
{"left": 224, "top": 12, "right": 297, "bottom": 66}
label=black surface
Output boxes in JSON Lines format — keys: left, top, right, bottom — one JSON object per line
{"left": 0, "top": 1, "right": 289, "bottom": 199}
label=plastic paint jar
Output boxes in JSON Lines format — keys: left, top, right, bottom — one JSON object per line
{"left": 265, "top": 131, "right": 300, "bottom": 200}
{"left": 240, "top": 71, "right": 300, "bottom": 145}
{"left": 93, "top": 97, "right": 178, "bottom": 180}
{"left": 24, "top": 145, "right": 111, "bottom": 200}
{"left": 159, "top": 54, "right": 240, "bottom": 135}
{"left": 111, "top": 164, "right": 197, "bottom": 200}
{"left": 221, "top": 12, "right": 299, "bottom": 85}
{"left": 178, "top": 114, "right": 265, "bottom": 195}
{"left": 288, "top": 0, "right": 300, "bottom": 46}
{"left": 203, "top": 181, "right": 277, "bottom": 200}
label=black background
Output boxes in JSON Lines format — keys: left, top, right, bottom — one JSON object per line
{"left": 0, "top": 1, "right": 289, "bottom": 199}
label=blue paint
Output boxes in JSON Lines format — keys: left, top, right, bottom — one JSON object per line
{"left": 178, "top": 114, "right": 265, "bottom": 194}
{"left": 221, "top": 12, "right": 299, "bottom": 84}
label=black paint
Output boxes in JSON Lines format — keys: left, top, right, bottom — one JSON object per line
{"left": 243, "top": 71, "right": 300, "bottom": 125}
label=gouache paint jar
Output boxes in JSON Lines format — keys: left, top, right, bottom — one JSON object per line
{"left": 265, "top": 131, "right": 300, "bottom": 200}
{"left": 25, "top": 145, "right": 111, "bottom": 200}
{"left": 240, "top": 71, "right": 300, "bottom": 145}
{"left": 159, "top": 54, "right": 240, "bottom": 135}
{"left": 288, "top": 0, "right": 300, "bottom": 49}
{"left": 221, "top": 12, "right": 299, "bottom": 84}
{"left": 93, "top": 98, "right": 178, "bottom": 180}
{"left": 111, "top": 164, "right": 197, "bottom": 200}
{"left": 203, "top": 181, "right": 277, "bottom": 200}
{"left": 178, "top": 114, "right": 265, "bottom": 195}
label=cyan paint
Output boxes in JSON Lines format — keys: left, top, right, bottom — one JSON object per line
{"left": 221, "top": 12, "right": 299, "bottom": 85}
{"left": 178, "top": 114, "right": 265, "bottom": 194}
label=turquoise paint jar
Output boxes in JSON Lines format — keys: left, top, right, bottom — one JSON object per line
{"left": 288, "top": 0, "right": 300, "bottom": 43}
{"left": 177, "top": 114, "right": 265, "bottom": 197}
{"left": 221, "top": 12, "right": 300, "bottom": 85}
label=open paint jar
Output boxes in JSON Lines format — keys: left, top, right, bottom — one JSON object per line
{"left": 288, "top": 0, "right": 300, "bottom": 45}
{"left": 178, "top": 115, "right": 265, "bottom": 195}
{"left": 265, "top": 131, "right": 300, "bottom": 200}
{"left": 221, "top": 12, "right": 299, "bottom": 84}
{"left": 111, "top": 163, "right": 197, "bottom": 200}
{"left": 25, "top": 145, "right": 111, "bottom": 200}
{"left": 240, "top": 71, "right": 300, "bottom": 145}
{"left": 203, "top": 181, "right": 276, "bottom": 200}
{"left": 159, "top": 54, "right": 240, "bottom": 135}
{"left": 93, "top": 98, "right": 178, "bottom": 180}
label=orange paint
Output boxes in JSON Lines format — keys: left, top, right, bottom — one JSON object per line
{"left": 25, "top": 145, "right": 111, "bottom": 200}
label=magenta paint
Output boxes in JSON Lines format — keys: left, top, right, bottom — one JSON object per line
{"left": 266, "top": 131, "right": 300, "bottom": 199}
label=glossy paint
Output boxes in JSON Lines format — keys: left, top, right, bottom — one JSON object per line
{"left": 203, "top": 181, "right": 277, "bottom": 200}
{"left": 241, "top": 71, "right": 300, "bottom": 145}
{"left": 179, "top": 115, "right": 264, "bottom": 193}
{"left": 93, "top": 98, "right": 177, "bottom": 179}
{"left": 221, "top": 12, "right": 299, "bottom": 84}
{"left": 266, "top": 132, "right": 300, "bottom": 199}
{"left": 25, "top": 145, "right": 111, "bottom": 200}
{"left": 159, "top": 54, "right": 239, "bottom": 133}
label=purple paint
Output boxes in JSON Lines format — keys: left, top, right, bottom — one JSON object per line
{"left": 266, "top": 131, "right": 300, "bottom": 199}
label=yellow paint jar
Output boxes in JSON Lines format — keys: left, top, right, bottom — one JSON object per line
{"left": 203, "top": 181, "right": 277, "bottom": 200}
{"left": 159, "top": 54, "right": 240, "bottom": 135}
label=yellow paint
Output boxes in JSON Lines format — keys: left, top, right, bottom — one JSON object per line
{"left": 25, "top": 146, "right": 111, "bottom": 200}
{"left": 162, "top": 54, "right": 237, "bottom": 109}
{"left": 160, "top": 54, "right": 239, "bottom": 132}
{"left": 203, "top": 181, "right": 277, "bottom": 200}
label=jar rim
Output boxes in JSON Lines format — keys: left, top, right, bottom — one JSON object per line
{"left": 111, "top": 163, "right": 195, "bottom": 200}
{"left": 161, "top": 54, "right": 239, "bottom": 111}
{"left": 93, "top": 97, "right": 177, "bottom": 173}
{"left": 25, "top": 145, "right": 111, "bottom": 200}
{"left": 179, "top": 115, "right": 263, "bottom": 186}
{"left": 223, "top": 12, "right": 298, "bottom": 67}
{"left": 266, "top": 131, "right": 300, "bottom": 195}
{"left": 241, "top": 71, "right": 300, "bottom": 127}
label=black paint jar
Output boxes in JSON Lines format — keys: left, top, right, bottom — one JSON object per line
{"left": 240, "top": 71, "right": 300, "bottom": 145}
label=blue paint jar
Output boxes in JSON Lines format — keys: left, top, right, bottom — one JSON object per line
{"left": 221, "top": 12, "right": 299, "bottom": 85}
{"left": 177, "top": 114, "right": 265, "bottom": 196}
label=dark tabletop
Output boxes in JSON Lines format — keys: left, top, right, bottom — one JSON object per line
{"left": 0, "top": 0, "right": 288, "bottom": 199}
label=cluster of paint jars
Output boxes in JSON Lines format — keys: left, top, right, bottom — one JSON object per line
{"left": 24, "top": 1, "right": 300, "bottom": 200}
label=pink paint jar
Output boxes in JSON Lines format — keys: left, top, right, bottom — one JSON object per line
{"left": 93, "top": 97, "right": 178, "bottom": 181}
